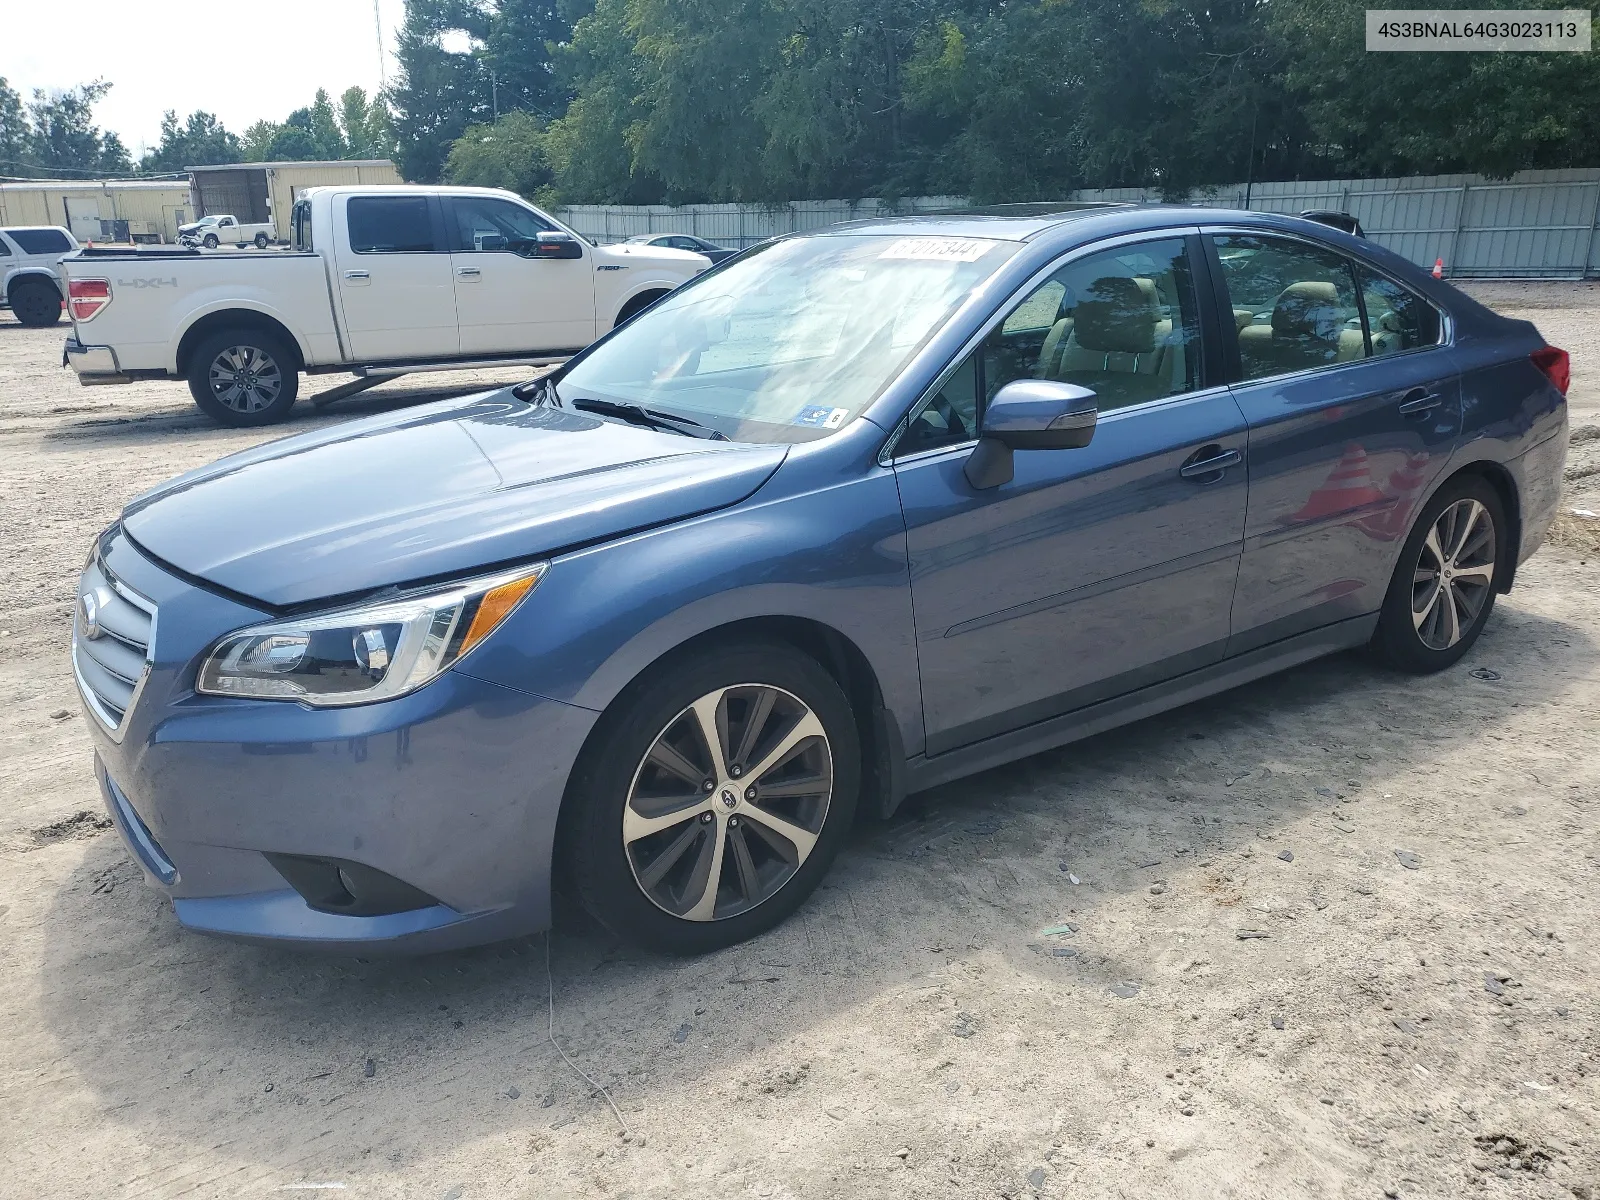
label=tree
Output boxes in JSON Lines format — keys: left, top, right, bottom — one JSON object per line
{"left": 139, "top": 110, "right": 242, "bottom": 173}
{"left": 392, "top": 1, "right": 497, "bottom": 182}
{"left": 0, "top": 77, "right": 27, "bottom": 175}
{"left": 392, "top": 0, "right": 574, "bottom": 183}
{"left": 1273, "top": 0, "right": 1600, "bottom": 178}
{"left": 265, "top": 89, "right": 348, "bottom": 160}
{"left": 23, "top": 81, "right": 130, "bottom": 178}
{"left": 445, "top": 109, "right": 552, "bottom": 196}
{"left": 337, "top": 86, "right": 395, "bottom": 159}
{"left": 240, "top": 119, "right": 281, "bottom": 162}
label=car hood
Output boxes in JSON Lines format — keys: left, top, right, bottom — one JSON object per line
{"left": 592, "top": 242, "right": 710, "bottom": 272}
{"left": 121, "top": 390, "right": 788, "bottom": 608}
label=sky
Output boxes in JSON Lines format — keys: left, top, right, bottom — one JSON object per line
{"left": 1, "top": 0, "right": 410, "bottom": 161}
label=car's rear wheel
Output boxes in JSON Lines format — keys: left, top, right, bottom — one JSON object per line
{"left": 1371, "top": 474, "right": 1505, "bottom": 673}
{"left": 566, "top": 641, "right": 859, "bottom": 954}
{"left": 186, "top": 329, "right": 300, "bottom": 426}
{"left": 10, "top": 279, "right": 62, "bottom": 327}
{"left": 254, "top": 232, "right": 269, "bottom": 249}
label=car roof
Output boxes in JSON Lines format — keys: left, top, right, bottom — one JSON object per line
{"left": 2, "top": 225, "right": 73, "bottom": 234}
{"left": 809, "top": 205, "right": 1375, "bottom": 246}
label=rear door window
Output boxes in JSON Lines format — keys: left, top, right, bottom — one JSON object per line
{"left": 346, "top": 196, "right": 436, "bottom": 254}
{"left": 1357, "top": 267, "right": 1441, "bottom": 354}
{"left": 1211, "top": 234, "right": 1368, "bottom": 380}
{"left": 8, "top": 228, "right": 72, "bottom": 254}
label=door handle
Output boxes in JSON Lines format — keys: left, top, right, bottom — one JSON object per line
{"left": 1398, "top": 388, "right": 1443, "bottom": 417}
{"left": 1179, "top": 447, "right": 1243, "bottom": 480}
{"left": 343, "top": 270, "right": 370, "bottom": 280}
{"left": 456, "top": 266, "right": 481, "bottom": 278}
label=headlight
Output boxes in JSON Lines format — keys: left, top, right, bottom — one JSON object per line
{"left": 196, "top": 563, "right": 546, "bottom": 706}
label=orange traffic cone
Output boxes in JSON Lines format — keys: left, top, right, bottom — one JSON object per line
{"left": 1432, "top": 258, "right": 1444, "bottom": 279}
{"left": 1292, "top": 443, "right": 1386, "bottom": 523}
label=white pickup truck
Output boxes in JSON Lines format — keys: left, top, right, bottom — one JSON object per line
{"left": 176, "top": 214, "right": 277, "bottom": 250}
{"left": 62, "top": 186, "right": 710, "bottom": 425}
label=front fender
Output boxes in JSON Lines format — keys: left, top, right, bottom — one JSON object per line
{"left": 453, "top": 465, "right": 925, "bottom": 757}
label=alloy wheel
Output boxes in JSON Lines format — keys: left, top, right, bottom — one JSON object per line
{"left": 1411, "top": 497, "right": 1495, "bottom": 650}
{"left": 208, "top": 345, "right": 283, "bottom": 414}
{"left": 623, "top": 683, "right": 833, "bottom": 921}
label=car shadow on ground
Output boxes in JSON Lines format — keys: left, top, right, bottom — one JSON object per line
{"left": 29, "top": 602, "right": 1589, "bottom": 1189}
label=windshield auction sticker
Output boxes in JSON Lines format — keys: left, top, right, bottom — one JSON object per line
{"left": 1366, "top": 9, "right": 1589, "bottom": 50}
{"left": 878, "top": 237, "right": 996, "bottom": 262}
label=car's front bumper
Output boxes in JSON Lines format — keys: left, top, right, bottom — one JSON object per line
{"left": 63, "top": 336, "right": 130, "bottom": 384}
{"left": 81, "top": 531, "right": 599, "bottom": 954}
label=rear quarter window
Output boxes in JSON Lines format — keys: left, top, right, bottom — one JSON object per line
{"left": 7, "top": 229, "right": 72, "bottom": 254}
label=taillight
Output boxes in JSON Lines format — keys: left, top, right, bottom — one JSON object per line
{"left": 1531, "top": 345, "right": 1569, "bottom": 396}
{"left": 69, "top": 278, "right": 111, "bottom": 322}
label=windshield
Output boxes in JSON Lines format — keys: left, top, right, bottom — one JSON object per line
{"left": 556, "top": 232, "right": 1020, "bottom": 443}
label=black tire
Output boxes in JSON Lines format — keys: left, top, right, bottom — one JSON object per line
{"left": 202, "top": 233, "right": 219, "bottom": 250}
{"left": 1371, "top": 473, "right": 1506, "bottom": 673}
{"left": 565, "top": 640, "right": 860, "bottom": 955}
{"left": 186, "top": 328, "right": 300, "bottom": 426}
{"left": 10, "top": 279, "right": 62, "bottom": 327}
{"left": 254, "top": 232, "right": 269, "bottom": 249}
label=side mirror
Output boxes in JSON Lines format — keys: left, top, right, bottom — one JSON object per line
{"left": 964, "top": 379, "right": 1098, "bottom": 490}
{"left": 522, "top": 230, "right": 584, "bottom": 260}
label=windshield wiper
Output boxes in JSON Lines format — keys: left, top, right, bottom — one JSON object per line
{"left": 568, "top": 397, "right": 727, "bottom": 440}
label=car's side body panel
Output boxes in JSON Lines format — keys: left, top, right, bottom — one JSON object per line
{"left": 894, "top": 387, "right": 1251, "bottom": 755}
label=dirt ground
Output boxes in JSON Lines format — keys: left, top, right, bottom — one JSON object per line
{"left": 0, "top": 283, "right": 1596, "bottom": 1200}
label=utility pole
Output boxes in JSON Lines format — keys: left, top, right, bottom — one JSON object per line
{"left": 374, "top": 0, "right": 386, "bottom": 89}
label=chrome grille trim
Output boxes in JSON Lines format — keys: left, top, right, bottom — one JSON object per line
{"left": 72, "top": 550, "right": 156, "bottom": 742}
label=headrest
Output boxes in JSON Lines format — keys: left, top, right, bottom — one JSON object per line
{"left": 1272, "top": 281, "right": 1341, "bottom": 339}
{"left": 1073, "top": 275, "right": 1158, "bottom": 355}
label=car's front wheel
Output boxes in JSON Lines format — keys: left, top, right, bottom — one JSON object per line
{"left": 566, "top": 642, "right": 859, "bottom": 954}
{"left": 202, "top": 233, "right": 219, "bottom": 250}
{"left": 1372, "top": 474, "right": 1505, "bottom": 672}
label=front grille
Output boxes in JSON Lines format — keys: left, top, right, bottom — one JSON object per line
{"left": 72, "top": 553, "right": 156, "bottom": 737}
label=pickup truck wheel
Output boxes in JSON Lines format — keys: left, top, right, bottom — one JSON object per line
{"left": 187, "top": 330, "right": 300, "bottom": 426}
{"left": 254, "top": 232, "right": 269, "bottom": 249}
{"left": 202, "top": 233, "right": 219, "bottom": 250}
{"left": 9, "top": 279, "right": 63, "bottom": 327}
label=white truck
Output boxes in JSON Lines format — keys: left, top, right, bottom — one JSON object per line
{"left": 62, "top": 186, "right": 709, "bottom": 425}
{"left": 176, "top": 214, "right": 277, "bottom": 250}
{"left": 2, "top": 225, "right": 79, "bottom": 326}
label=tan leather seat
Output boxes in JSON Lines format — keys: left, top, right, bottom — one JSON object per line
{"left": 1237, "top": 281, "right": 1366, "bottom": 378}
{"left": 1370, "top": 308, "right": 1405, "bottom": 355}
{"left": 1036, "top": 316, "right": 1075, "bottom": 380}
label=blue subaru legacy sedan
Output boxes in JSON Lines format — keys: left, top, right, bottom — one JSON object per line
{"left": 75, "top": 208, "right": 1569, "bottom": 955}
